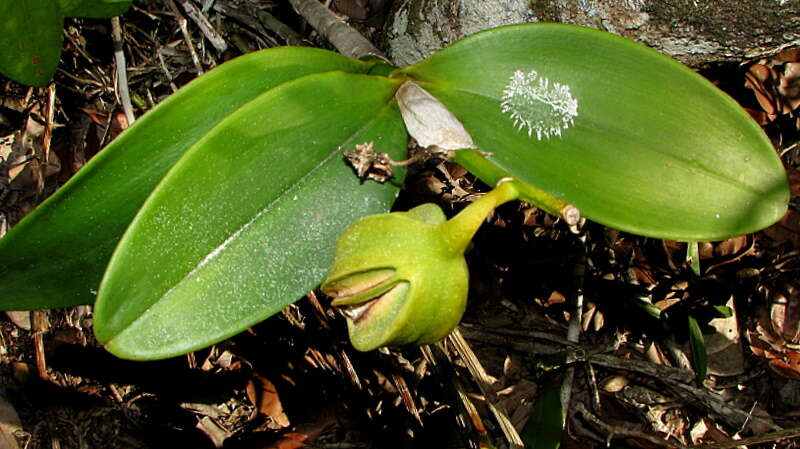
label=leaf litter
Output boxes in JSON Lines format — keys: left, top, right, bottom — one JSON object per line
{"left": 0, "top": 1, "right": 800, "bottom": 448}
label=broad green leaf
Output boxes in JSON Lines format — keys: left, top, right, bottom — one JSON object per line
{"left": 401, "top": 23, "right": 789, "bottom": 241}
{"left": 59, "top": 0, "right": 131, "bottom": 18}
{"left": 94, "top": 72, "right": 406, "bottom": 360}
{"left": 521, "top": 382, "right": 564, "bottom": 449}
{"left": 0, "top": 47, "right": 374, "bottom": 310}
{"left": 0, "top": 0, "right": 64, "bottom": 86}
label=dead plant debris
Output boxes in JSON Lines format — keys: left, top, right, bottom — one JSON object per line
{"left": 1, "top": 1, "right": 799, "bottom": 448}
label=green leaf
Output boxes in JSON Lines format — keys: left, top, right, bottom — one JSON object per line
{"left": 0, "top": 0, "right": 64, "bottom": 86}
{"left": 713, "top": 305, "right": 733, "bottom": 318}
{"left": 521, "top": 382, "right": 563, "bottom": 449}
{"left": 0, "top": 0, "right": 132, "bottom": 86}
{"left": 688, "top": 315, "right": 708, "bottom": 386}
{"left": 0, "top": 48, "right": 373, "bottom": 310}
{"left": 59, "top": 0, "right": 131, "bottom": 18}
{"left": 401, "top": 23, "right": 789, "bottom": 241}
{"left": 687, "top": 241, "right": 701, "bottom": 276}
{"left": 94, "top": 72, "right": 406, "bottom": 360}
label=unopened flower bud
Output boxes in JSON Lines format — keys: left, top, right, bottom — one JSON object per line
{"left": 321, "top": 179, "right": 519, "bottom": 351}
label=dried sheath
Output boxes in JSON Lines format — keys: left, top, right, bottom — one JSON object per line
{"left": 394, "top": 81, "right": 475, "bottom": 151}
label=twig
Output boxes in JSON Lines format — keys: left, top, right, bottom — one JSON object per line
{"left": 157, "top": 49, "right": 179, "bottom": 93}
{"left": 692, "top": 427, "right": 800, "bottom": 449}
{"left": 111, "top": 17, "right": 136, "bottom": 125}
{"left": 176, "top": 0, "right": 227, "bottom": 53}
{"left": 164, "top": 0, "right": 204, "bottom": 75}
{"left": 39, "top": 83, "right": 57, "bottom": 194}
{"left": 212, "top": 4, "right": 280, "bottom": 48}
{"left": 574, "top": 402, "right": 688, "bottom": 449}
{"left": 32, "top": 310, "right": 50, "bottom": 381}
{"left": 421, "top": 344, "right": 494, "bottom": 448}
{"left": 448, "top": 328, "right": 524, "bottom": 448}
{"left": 586, "top": 353, "right": 695, "bottom": 385}
{"left": 664, "top": 380, "right": 781, "bottom": 432}
{"left": 256, "top": 10, "right": 306, "bottom": 47}
{"left": 561, "top": 234, "right": 587, "bottom": 423}
{"left": 288, "top": 0, "right": 385, "bottom": 60}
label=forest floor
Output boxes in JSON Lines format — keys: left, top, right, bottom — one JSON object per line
{"left": 1, "top": 1, "right": 800, "bottom": 448}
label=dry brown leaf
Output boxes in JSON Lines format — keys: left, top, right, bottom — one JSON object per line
{"left": 714, "top": 235, "right": 748, "bottom": 258}
{"left": 705, "top": 297, "right": 744, "bottom": 376}
{"left": 4, "top": 311, "right": 30, "bottom": 330}
{"left": 601, "top": 375, "right": 631, "bottom": 393}
{"left": 770, "top": 284, "right": 800, "bottom": 343}
{"left": 0, "top": 395, "right": 22, "bottom": 449}
{"left": 246, "top": 375, "right": 290, "bottom": 428}
{"left": 749, "top": 285, "right": 800, "bottom": 379}
{"left": 196, "top": 416, "right": 230, "bottom": 449}
{"left": 762, "top": 209, "right": 800, "bottom": 250}
{"left": 744, "top": 64, "right": 784, "bottom": 120}
{"left": 266, "top": 432, "right": 309, "bottom": 449}
{"left": 779, "top": 62, "right": 800, "bottom": 110}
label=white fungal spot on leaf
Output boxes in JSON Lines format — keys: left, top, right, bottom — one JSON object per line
{"left": 500, "top": 70, "right": 579, "bottom": 140}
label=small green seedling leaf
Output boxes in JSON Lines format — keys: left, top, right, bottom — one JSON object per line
{"left": 687, "top": 241, "right": 701, "bottom": 276}
{"left": 0, "top": 48, "right": 375, "bottom": 310}
{"left": 401, "top": 23, "right": 789, "bottom": 240}
{"left": 713, "top": 305, "right": 733, "bottom": 318}
{"left": 522, "top": 382, "right": 564, "bottom": 449}
{"left": 0, "top": 0, "right": 132, "bottom": 86}
{"left": 688, "top": 315, "right": 708, "bottom": 386}
{"left": 94, "top": 72, "right": 408, "bottom": 360}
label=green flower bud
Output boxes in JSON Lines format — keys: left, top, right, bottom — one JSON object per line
{"left": 321, "top": 179, "right": 519, "bottom": 351}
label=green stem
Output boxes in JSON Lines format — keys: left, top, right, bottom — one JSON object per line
{"left": 441, "top": 178, "right": 520, "bottom": 254}
{"left": 452, "top": 150, "right": 571, "bottom": 217}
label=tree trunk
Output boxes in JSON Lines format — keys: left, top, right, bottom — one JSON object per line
{"left": 385, "top": 0, "right": 800, "bottom": 68}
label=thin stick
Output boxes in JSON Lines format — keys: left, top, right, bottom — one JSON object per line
{"left": 692, "top": 427, "right": 800, "bottom": 449}
{"left": 111, "top": 17, "right": 136, "bottom": 125}
{"left": 560, "top": 234, "right": 587, "bottom": 424}
{"left": 176, "top": 0, "right": 227, "bottom": 53}
{"left": 257, "top": 10, "right": 306, "bottom": 47}
{"left": 288, "top": 0, "right": 385, "bottom": 60}
{"left": 574, "top": 402, "right": 688, "bottom": 449}
{"left": 165, "top": 0, "right": 204, "bottom": 75}
{"left": 32, "top": 310, "right": 50, "bottom": 381}
{"left": 448, "top": 328, "right": 524, "bottom": 448}
{"left": 157, "top": 49, "right": 179, "bottom": 93}
{"left": 39, "top": 83, "right": 57, "bottom": 194}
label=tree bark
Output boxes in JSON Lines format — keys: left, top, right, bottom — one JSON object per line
{"left": 385, "top": 0, "right": 800, "bottom": 68}
{"left": 289, "top": 0, "right": 385, "bottom": 59}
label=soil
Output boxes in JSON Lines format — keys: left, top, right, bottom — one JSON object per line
{"left": 1, "top": 1, "right": 799, "bottom": 448}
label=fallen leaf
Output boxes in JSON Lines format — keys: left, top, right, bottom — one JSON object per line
{"left": 267, "top": 432, "right": 309, "bottom": 449}
{"left": 0, "top": 395, "right": 22, "bottom": 449}
{"left": 4, "top": 311, "right": 30, "bottom": 330}
{"left": 246, "top": 375, "right": 290, "bottom": 428}
{"left": 196, "top": 416, "right": 230, "bottom": 449}
{"left": 705, "top": 296, "right": 744, "bottom": 376}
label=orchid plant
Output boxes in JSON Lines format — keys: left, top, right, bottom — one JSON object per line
{"left": 0, "top": 23, "right": 788, "bottom": 360}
